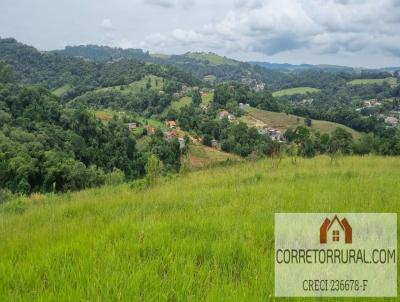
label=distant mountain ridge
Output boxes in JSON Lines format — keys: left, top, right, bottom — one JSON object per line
{"left": 249, "top": 61, "right": 400, "bottom": 74}
{"left": 53, "top": 44, "right": 400, "bottom": 76}
{"left": 52, "top": 45, "right": 151, "bottom": 62}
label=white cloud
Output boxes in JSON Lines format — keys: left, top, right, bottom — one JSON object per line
{"left": 142, "top": 0, "right": 400, "bottom": 58}
{"left": 101, "top": 18, "right": 115, "bottom": 31}
{"left": 144, "top": 0, "right": 196, "bottom": 9}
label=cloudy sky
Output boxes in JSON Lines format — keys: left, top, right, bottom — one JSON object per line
{"left": 1, "top": 0, "right": 399, "bottom": 67}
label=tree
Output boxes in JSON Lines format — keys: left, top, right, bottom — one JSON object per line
{"left": 145, "top": 154, "right": 164, "bottom": 186}
{"left": 0, "top": 61, "right": 15, "bottom": 84}
{"left": 192, "top": 90, "right": 202, "bottom": 106}
{"left": 329, "top": 128, "right": 353, "bottom": 154}
{"left": 202, "top": 135, "right": 212, "bottom": 147}
{"left": 284, "top": 128, "right": 296, "bottom": 142}
{"left": 304, "top": 117, "right": 312, "bottom": 127}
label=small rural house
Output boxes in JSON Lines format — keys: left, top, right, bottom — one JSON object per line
{"left": 258, "top": 127, "right": 284, "bottom": 142}
{"left": 239, "top": 103, "right": 250, "bottom": 110}
{"left": 218, "top": 110, "right": 235, "bottom": 122}
{"left": 164, "top": 131, "right": 177, "bottom": 141}
{"left": 127, "top": 123, "right": 138, "bottom": 131}
{"left": 166, "top": 120, "right": 177, "bottom": 129}
{"left": 144, "top": 125, "right": 156, "bottom": 135}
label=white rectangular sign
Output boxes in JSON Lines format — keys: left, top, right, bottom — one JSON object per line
{"left": 275, "top": 213, "right": 397, "bottom": 297}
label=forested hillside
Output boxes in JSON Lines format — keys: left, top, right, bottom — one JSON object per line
{"left": 0, "top": 38, "right": 199, "bottom": 99}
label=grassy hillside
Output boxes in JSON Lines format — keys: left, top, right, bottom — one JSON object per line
{"left": 185, "top": 52, "right": 239, "bottom": 66}
{"left": 201, "top": 92, "right": 214, "bottom": 106}
{"left": 243, "top": 107, "right": 361, "bottom": 138}
{"left": 188, "top": 142, "right": 239, "bottom": 168}
{"left": 1, "top": 156, "right": 399, "bottom": 300}
{"left": 272, "top": 87, "right": 320, "bottom": 97}
{"left": 95, "top": 75, "right": 164, "bottom": 95}
{"left": 166, "top": 92, "right": 214, "bottom": 113}
{"left": 170, "top": 96, "right": 192, "bottom": 111}
{"left": 348, "top": 77, "right": 397, "bottom": 87}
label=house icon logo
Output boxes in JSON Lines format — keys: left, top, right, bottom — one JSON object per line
{"left": 320, "top": 215, "right": 352, "bottom": 244}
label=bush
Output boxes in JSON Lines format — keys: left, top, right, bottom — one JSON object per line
{"left": 105, "top": 168, "right": 125, "bottom": 185}
{"left": 3, "top": 198, "right": 28, "bottom": 214}
{"left": 129, "top": 178, "right": 148, "bottom": 191}
{"left": 0, "top": 189, "right": 13, "bottom": 204}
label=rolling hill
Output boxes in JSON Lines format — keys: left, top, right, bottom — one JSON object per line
{"left": 1, "top": 156, "right": 399, "bottom": 300}
{"left": 242, "top": 107, "right": 361, "bottom": 138}
{"left": 185, "top": 52, "right": 240, "bottom": 66}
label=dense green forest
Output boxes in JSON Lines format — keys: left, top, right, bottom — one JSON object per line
{"left": 1, "top": 38, "right": 400, "bottom": 196}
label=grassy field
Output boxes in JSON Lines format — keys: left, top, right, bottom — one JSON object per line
{"left": 170, "top": 96, "right": 193, "bottom": 111}
{"left": 165, "top": 92, "right": 214, "bottom": 114}
{"left": 201, "top": 92, "right": 214, "bottom": 106}
{"left": 348, "top": 77, "right": 398, "bottom": 87}
{"left": 188, "top": 142, "right": 239, "bottom": 168}
{"left": 243, "top": 107, "right": 361, "bottom": 139}
{"left": 95, "top": 75, "right": 164, "bottom": 95}
{"left": 94, "top": 110, "right": 118, "bottom": 122}
{"left": 1, "top": 156, "right": 399, "bottom": 301}
{"left": 186, "top": 52, "right": 239, "bottom": 66}
{"left": 272, "top": 87, "right": 320, "bottom": 97}
{"left": 52, "top": 84, "right": 72, "bottom": 97}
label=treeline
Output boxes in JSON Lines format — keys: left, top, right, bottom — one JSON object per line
{"left": 53, "top": 45, "right": 151, "bottom": 62}
{"left": 285, "top": 126, "right": 400, "bottom": 157}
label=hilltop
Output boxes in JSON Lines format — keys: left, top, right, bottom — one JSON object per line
{"left": 1, "top": 156, "right": 400, "bottom": 300}
{"left": 184, "top": 52, "right": 240, "bottom": 66}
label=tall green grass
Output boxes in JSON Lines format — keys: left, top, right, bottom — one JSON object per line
{"left": 1, "top": 156, "right": 400, "bottom": 301}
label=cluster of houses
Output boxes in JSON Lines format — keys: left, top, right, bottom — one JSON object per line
{"left": 162, "top": 121, "right": 185, "bottom": 149}
{"left": 355, "top": 99, "right": 383, "bottom": 112}
{"left": 257, "top": 127, "right": 285, "bottom": 142}
{"left": 126, "top": 122, "right": 156, "bottom": 135}
{"left": 301, "top": 98, "right": 314, "bottom": 105}
{"left": 254, "top": 82, "right": 265, "bottom": 92}
{"left": 354, "top": 99, "right": 400, "bottom": 127}
{"left": 218, "top": 110, "right": 236, "bottom": 122}
{"left": 241, "top": 78, "right": 265, "bottom": 92}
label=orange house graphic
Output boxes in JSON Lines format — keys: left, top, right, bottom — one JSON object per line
{"left": 320, "top": 215, "right": 352, "bottom": 244}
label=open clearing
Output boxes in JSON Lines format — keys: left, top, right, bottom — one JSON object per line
{"left": 1, "top": 156, "right": 399, "bottom": 300}
{"left": 86, "top": 75, "right": 164, "bottom": 97}
{"left": 170, "top": 96, "right": 192, "bottom": 111}
{"left": 242, "top": 107, "right": 361, "bottom": 138}
{"left": 272, "top": 87, "right": 320, "bottom": 97}
{"left": 188, "top": 142, "right": 239, "bottom": 168}
{"left": 166, "top": 92, "right": 214, "bottom": 113}
{"left": 52, "top": 84, "right": 72, "bottom": 97}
